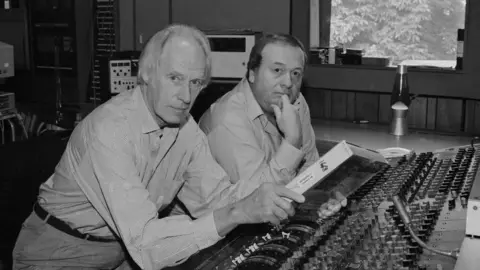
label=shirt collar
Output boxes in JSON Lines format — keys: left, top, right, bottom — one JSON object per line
{"left": 240, "top": 78, "right": 265, "bottom": 121}
{"left": 133, "top": 86, "right": 161, "bottom": 134}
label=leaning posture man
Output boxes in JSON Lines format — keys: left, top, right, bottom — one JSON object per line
{"left": 12, "top": 25, "right": 326, "bottom": 270}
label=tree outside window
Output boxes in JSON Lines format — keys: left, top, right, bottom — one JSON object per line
{"left": 329, "top": 0, "right": 466, "bottom": 66}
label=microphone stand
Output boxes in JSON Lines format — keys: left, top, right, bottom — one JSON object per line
{"left": 54, "top": 37, "right": 63, "bottom": 126}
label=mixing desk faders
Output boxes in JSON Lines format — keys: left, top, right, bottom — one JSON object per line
{"left": 168, "top": 143, "right": 480, "bottom": 270}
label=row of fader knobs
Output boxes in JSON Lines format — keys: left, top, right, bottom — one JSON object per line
{"left": 224, "top": 147, "right": 478, "bottom": 270}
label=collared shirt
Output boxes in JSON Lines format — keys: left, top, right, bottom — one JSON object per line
{"left": 38, "top": 87, "right": 260, "bottom": 270}
{"left": 199, "top": 78, "right": 320, "bottom": 185}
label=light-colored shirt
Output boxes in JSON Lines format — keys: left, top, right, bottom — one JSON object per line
{"left": 38, "top": 87, "right": 260, "bottom": 270}
{"left": 199, "top": 78, "right": 320, "bottom": 185}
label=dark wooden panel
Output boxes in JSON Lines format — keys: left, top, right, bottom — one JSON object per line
{"left": 378, "top": 94, "right": 391, "bottom": 124}
{"left": 465, "top": 100, "right": 480, "bottom": 135}
{"left": 408, "top": 97, "right": 427, "bottom": 129}
{"left": 426, "top": 98, "right": 437, "bottom": 130}
{"left": 318, "top": 0, "right": 331, "bottom": 47}
{"left": 305, "top": 66, "right": 471, "bottom": 98}
{"left": 172, "top": 0, "right": 290, "bottom": 33}
{"left": 304, "top": 88, "right": 324, "bottom": 118}
{"left": 436, "top": 98, "right": 463, "bottom": 132}
{"left": 291, "top": 0, "right": 309, "bottom": 47}
{"left": 464, "top": 0, "right": 480, "bottom": 92}
{"left": 118, "top": 0, "right": 135, "bottom": 51}
{"left": 306, "top": 88, "right": 480, "bottom": 135}
{"left": 135, "top": 0, "right": 171, "bottom": 50}
{"left": 330, "top": 91, "right": 347, "bottom": 120}
{"left": 346, "top": 92, "right": 355, "bottom": 121}
{"left": 355, "top": 93, "right": 379, "bottom": 122}
{"left": 323, "top": 90, "right": 332, "bottom": 118}
{"left": 465, "top": 100, "right": 476, "bottom": 133}
{"left": 474, "top": 102, "right": 480, "bottom": 134}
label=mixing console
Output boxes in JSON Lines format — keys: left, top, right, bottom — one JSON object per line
{"left": 169, "top": 143, "right": 480, "bottom": 270}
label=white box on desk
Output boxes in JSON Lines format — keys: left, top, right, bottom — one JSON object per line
{"left": 286, "top": 140, "right": 389, "bottom": 200}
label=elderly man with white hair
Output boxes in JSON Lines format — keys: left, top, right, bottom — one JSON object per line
{"left": 12, "top": 24, "right": 339, "bottom": 270}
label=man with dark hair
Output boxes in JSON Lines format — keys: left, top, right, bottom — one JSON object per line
{"left": 199, "top": 33, "right": 346, "bottom": 210}
{"left": 244, "top": 33, "right": 308, "bottom": 83}
{"left": 12, "top": 25, "right": 309, "bottom": 270}
{"left": 199, "top": 33, "right": 317, "bottom": 184}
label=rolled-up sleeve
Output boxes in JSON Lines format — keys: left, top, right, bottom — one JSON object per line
{"left": 75, "top": 119, "right": 223, "bottom": 270}
{"left": 205, "top": 113, "right": 304, "bottom": 185}
{"left": 276, "top": 139, "right": 305, "bottom": 173}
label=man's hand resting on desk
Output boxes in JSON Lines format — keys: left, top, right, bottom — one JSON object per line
{"left": 317, "top": 191, "right": 348, "bottom": 219}
{"left": 233, "top": 183, "right": 305, "bottom": 225}
{"left": 214, "top": 186, "right": 347, "bottom": 237}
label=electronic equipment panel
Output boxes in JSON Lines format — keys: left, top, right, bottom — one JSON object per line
{"left": 94, "top": 51, "right": 140, "bottom": 102}
{"left": 108, "top": 59, "right": 138, "bottom": 94}
{"left": 0, "top": 92, "right": 15, "bottom": 114}
{"left": 0, "top": 41, "right": 14, "bottom": 78}
{"left": 168, "top": 142, "right": 480, "bottom": 270}
{"left": 206, "top": 31, "right": 259, "bottom": 79}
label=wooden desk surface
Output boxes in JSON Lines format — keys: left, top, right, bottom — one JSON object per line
{"left": 311, "top": 119, "right": 473, "bottom": 153}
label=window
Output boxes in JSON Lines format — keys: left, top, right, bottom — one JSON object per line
{"left": 310, "top": 0, "right": 467, "bottom": 68}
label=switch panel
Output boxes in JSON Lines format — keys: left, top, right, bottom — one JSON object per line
{"left": 109, "top": 60, "right": 137, "bottom": 94}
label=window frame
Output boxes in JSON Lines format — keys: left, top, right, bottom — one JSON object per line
{"left": 302, "top": 0, "right": 480, "bottom": 99}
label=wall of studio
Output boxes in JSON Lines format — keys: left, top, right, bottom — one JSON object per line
{"left": 116, "top": 0, "right": 480, "bottom": 134}
{"left": 117, "top": 0, "right": 292, "bottom": 52}
{"left": 4, "top": 0, "right": 477, "bottom": 133}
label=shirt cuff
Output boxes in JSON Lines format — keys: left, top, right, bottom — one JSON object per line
{"left": 275, "top": 139, "right": 305, "bottom": 173}
{"left": 194, "top": 212, "right": 223, "bottom": 250}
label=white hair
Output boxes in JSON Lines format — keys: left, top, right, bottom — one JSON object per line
{"left": 137, "top": 24, "right": 212, "bottom": 86}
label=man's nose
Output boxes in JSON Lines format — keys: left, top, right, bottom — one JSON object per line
{"left": 282, "top": 73, "right": 293, "bottom": 88}
{"left": 178, "top": 83, "right": 191, "bottom": 105}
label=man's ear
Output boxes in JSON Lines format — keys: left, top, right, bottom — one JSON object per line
{"left": 248, "top": 69, "right": 255, "bottom": 83}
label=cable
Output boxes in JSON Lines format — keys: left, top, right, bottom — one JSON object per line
{"left": 406, "top": 225, "right": 458, "bottom": 259}
{"left": 36, "top": 122, "right": 46, "bottom": 136}
{"left": 392, "top": 195, "right": 459, "bottom": 260}
{"left": 15, "top": 113, "right": 29, "bottom": 140}
{"left": 5, "top": 118, "right": 15, "bottom": 142}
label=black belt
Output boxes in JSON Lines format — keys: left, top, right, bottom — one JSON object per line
{"left": 34, "top": 203, "right": 117, "bottom": 243}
